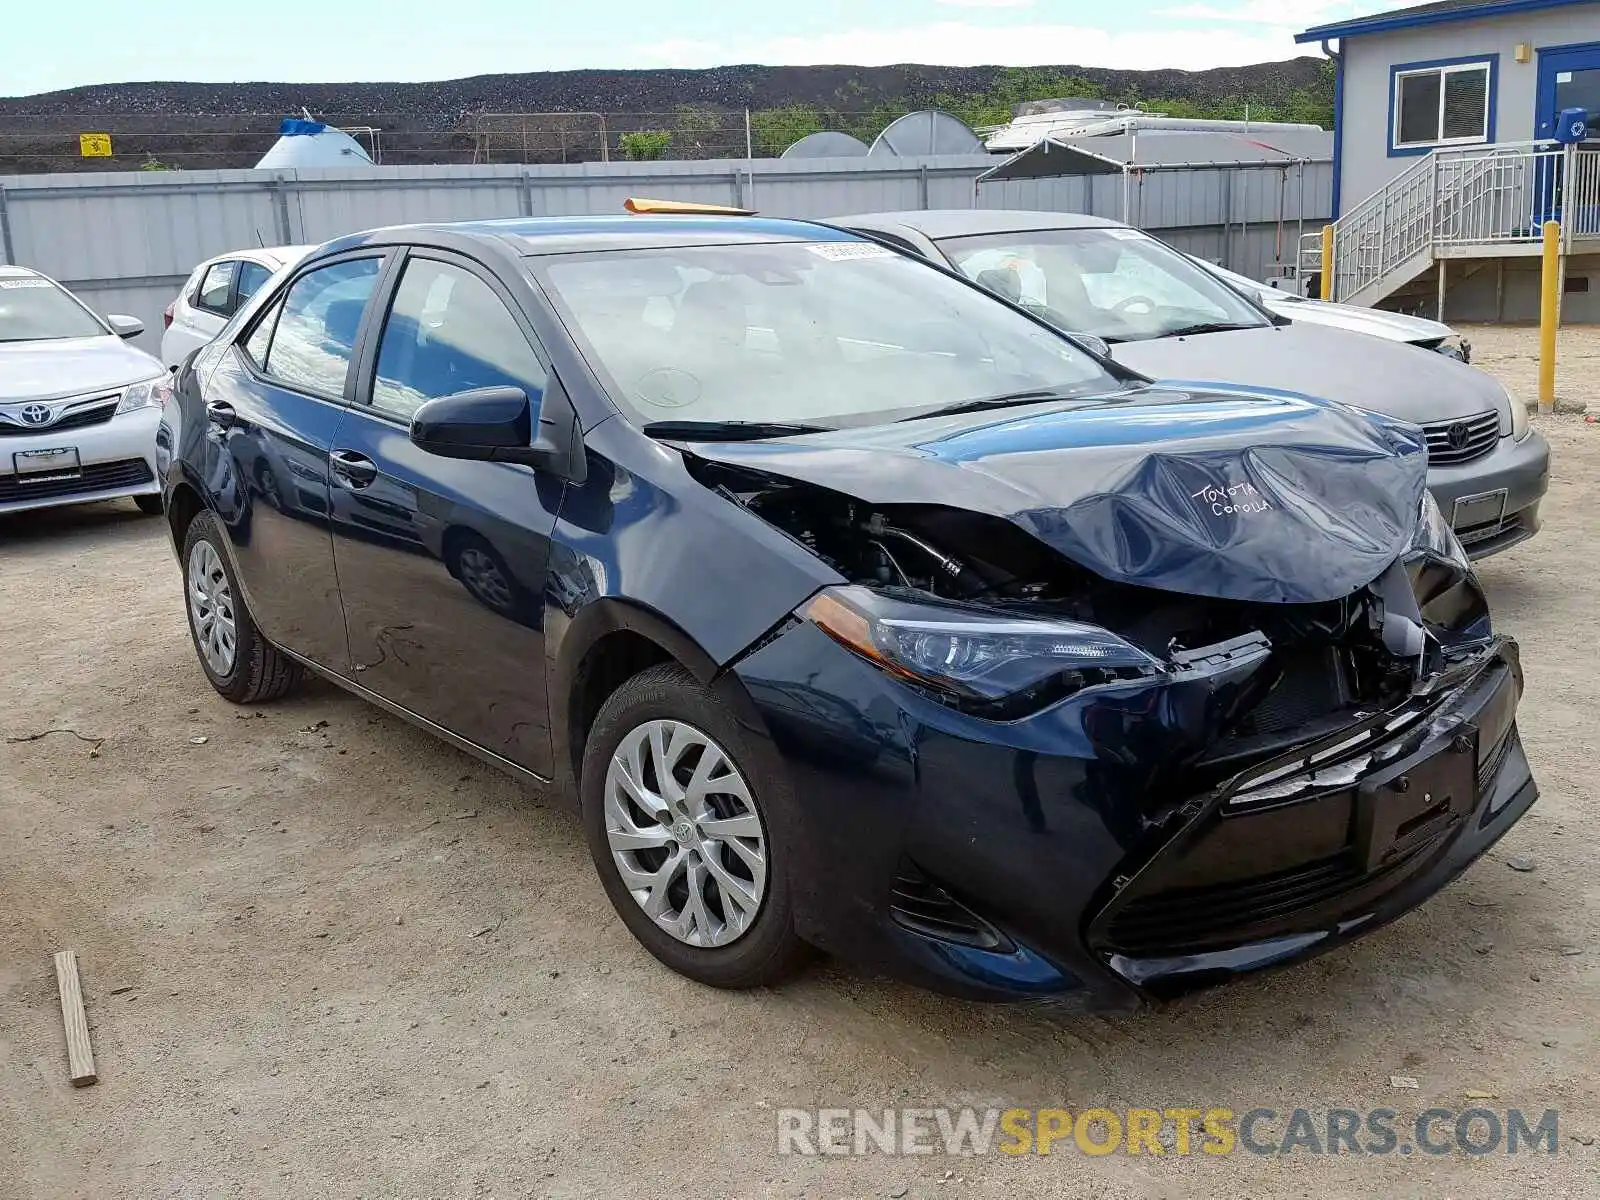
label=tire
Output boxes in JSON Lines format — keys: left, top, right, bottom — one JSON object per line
{"left": 581, "top": 663, "right": 810, "bottom": 989}
{"left": 181, "top": 509, "right": 303, "bottom": 704}
{"left": 133, "top": 493, "right": 164, "bottom": 515}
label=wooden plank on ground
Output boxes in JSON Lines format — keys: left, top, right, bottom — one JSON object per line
{"left": 53, "top": 951, "right": 97, "bottom": 1087}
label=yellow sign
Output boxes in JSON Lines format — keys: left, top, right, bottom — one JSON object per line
{"left": 79, "top": 133, "right": 113, "bottom": 158}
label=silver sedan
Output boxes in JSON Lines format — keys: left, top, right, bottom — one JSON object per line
{"left": 835, "top": 209, "right": 1549, "bottom": 558}
{"left": 0, "top": 266, "right": 169, "bottom": 516}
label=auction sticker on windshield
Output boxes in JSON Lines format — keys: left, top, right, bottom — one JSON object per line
{"left": 0, "top": 279, "right": 54, "bottom": 289}
{"left": 806, "top": 242, "right": 896, "bottom": 261}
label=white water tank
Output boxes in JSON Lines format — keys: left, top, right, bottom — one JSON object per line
{"left": 255, "top": 118, "right": 374, "bottom": 169}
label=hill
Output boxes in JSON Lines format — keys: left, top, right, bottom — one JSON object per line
{"left": 0, "top": 60, "right": 1334, "bottom": 173}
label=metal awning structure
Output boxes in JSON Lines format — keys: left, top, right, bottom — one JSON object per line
{"left": 979, "top": 128, "right": 1335, "bottom": 183}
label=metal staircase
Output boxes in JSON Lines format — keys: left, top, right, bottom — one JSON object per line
{"left": 1326, "top": 143, "right": 1600, "bottom": 308}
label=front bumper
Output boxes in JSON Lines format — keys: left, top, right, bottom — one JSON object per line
{"left": 0, "top": 407, "right": 161, "bottom": 515}
{"left": 1426, "top": 430, "right": 1550, "bottom": 558}
{"left": 730, "top": 621, "right": 1534, "bottom": 1008}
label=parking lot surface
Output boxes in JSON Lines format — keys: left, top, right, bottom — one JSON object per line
{"left": 2, "top": 327, "right": 1598, "bottom": 1199}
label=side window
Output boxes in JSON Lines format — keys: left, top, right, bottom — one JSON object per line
{"left": 262, "top": 257, "right": 383, "bottom": 399}
{"left": 370, "top": 259, "right": 547, "bottom": 422}
{"left": 242, "top": 297, "right": 281, "bottom": 368}
{"left": 195, "top": 261, "right": 237, "bottom": 315}
{"left": 235, "top": 261, "right": 273, "bottom": 308}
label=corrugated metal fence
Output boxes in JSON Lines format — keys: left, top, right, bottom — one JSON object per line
{"left": 0, "top": 154, "right": 1331, "bottom": 350}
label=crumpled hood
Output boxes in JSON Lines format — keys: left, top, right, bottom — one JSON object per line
{"left": 687, "top": 387, "right": 1429, "bottom": 605}
{"left": 0, "top": 336, "right": 165, "bottom": 402}
{"left": 1111, "top": 322, "right": 1504, "bottom": 424}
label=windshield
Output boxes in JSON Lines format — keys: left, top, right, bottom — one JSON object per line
{"left": 0, "top": 275, "right": 108, "bottom": 343}
{"left": 530, "top": 240, "right": 1117, "bottom": 429}
{"left": 939, "top": 227, "right": 1273, "bottom": 343}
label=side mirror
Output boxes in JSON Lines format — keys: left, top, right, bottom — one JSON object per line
{"left": 410, "top": 385, "right": 584, "bottom": 482}
{"left": 107, "top": 314, "right": 145, "bottom": 340}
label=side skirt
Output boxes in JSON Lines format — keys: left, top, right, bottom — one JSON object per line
{"left": 278, "top": 646, "right": 556, "bottom": 790}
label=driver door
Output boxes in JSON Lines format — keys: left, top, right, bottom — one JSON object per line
{"left": 328, "top": 250, "right": 564, "bottom": 777}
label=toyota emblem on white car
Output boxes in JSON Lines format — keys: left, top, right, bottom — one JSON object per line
{"left": 19, "top": 403, "right": 54, "bottom": 426}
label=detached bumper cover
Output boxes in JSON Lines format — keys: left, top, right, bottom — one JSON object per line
{"left": 733, "top": 622, "right": 1534, "bottom": 1007}
{"left": 1089, "top": 639, "right": 1532, "bottom": 998}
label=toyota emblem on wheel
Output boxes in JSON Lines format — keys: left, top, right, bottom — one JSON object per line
{"left": 19, "top": 403, "right": 53, "bottom": 426}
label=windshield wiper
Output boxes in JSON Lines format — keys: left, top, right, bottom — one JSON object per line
{"left": 1163, "top": 321, "right": 1264, "bottom": 338}
{"left": 895, "top": 388, "right": 1090, "bottom": 423}
{"left": 642, "top": 420, "right": 832, "bottom": 441}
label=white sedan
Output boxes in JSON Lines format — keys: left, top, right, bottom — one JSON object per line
{"left": 1192, "top": 256, "right": 1472, "bottom": 363}
{"left": 0, "top": 266, "right": 170, "bottom": 516}
{"left": 161, "top": 244, "right": 313, "bottom": 368}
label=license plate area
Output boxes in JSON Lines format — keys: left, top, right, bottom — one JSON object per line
{"left": 13, "top": 446, "right": 81, "bottom": 481}
{"left": 1355, "top": 730, "right": 1479, "bottom": 871}
{"left": 1453, "top": 489, "right": 1508, "bottom": 531}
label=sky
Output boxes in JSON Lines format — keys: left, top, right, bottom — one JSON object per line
{"left": 4, "top": 1, "right": 1398, "bottom": 96}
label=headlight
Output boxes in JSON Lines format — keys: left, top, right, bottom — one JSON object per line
{"left": 114, "top": 375, "right": 174, "bottom": 415}
{"left": 800, "top": 585, "right": 1157, "bottom": 707}
{"left": 1503, "top": 380, "right": 1530, "bottom": 442}
{"left": 1413, "top": 491, "right": 1471, "bottom": 569}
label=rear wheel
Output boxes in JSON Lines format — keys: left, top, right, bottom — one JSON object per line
{"left": 581, "top": 663, "right": 810, "bottom": 989}
{"left": 181, "top": 510, "right": 302, "bottom": 704}
{"left": 133, "top": 493, "right": 163, "bottom": 515}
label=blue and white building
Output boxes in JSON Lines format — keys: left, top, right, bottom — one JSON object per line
{"left": 1299, "top": 0, "right": 1600, "bottom": 320}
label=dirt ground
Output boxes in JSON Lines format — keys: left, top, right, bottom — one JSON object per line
{"left": 2, "top": 328, "right": 1598, "bottom": 1200}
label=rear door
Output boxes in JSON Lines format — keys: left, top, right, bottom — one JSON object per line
{"left": 201, "top": 253, "right": 388, "bottom": 670}
{"left": 171, "top": 259, "right": 238, "bottom": 360}
{"left": 328, "top": 250, "right": 562, "bottom": 776}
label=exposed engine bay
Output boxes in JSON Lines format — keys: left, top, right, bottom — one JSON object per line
{"left": 690, "top": 456, "right": 1493, "bottom": 782}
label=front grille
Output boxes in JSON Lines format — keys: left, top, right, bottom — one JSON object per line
{"left": 1102, "top": 844, "right": 1431, "bottom": 957}
{"left": 1422, "top": 411, "right": 1500, "bottom": 467}
{"left": 0, "top": 458, "right": 152, "bottom": 503}
{"left": 0, "top": 395, "right": 121, "bottom": 437}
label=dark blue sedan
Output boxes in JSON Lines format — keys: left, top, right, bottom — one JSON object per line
{"left": 155, "top": 214, "right": 1537, "bottom": 1007}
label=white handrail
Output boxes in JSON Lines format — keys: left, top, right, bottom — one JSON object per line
{"left": 1328, "top": 144, "right": 1600, "bottom": 303}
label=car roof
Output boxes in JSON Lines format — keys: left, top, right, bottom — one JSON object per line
{"left": 318, "top": 215, "right": 864, "bottom": 259}
{"left": 0, "top": 265, "right": 44, "bottom": 279}
{"left": 833, "top": 209, "right": 1129, "bottom": 240}
{"left": 199, "top": 245, "right": 316, "bottom": 270}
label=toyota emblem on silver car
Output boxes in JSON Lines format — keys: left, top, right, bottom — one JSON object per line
{"left": 19, "top": 403, "right": 53, "bottom": 426}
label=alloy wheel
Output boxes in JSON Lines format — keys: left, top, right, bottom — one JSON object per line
{"left": 187, "top": 539, "right": 237, "bottom": 676}
{"left": 603, "top": 719, "right": 768, "bottom": 948}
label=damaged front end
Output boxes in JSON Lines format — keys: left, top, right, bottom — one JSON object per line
{"left": 686, "top": 390, "right": 1534, "bottom": 1000}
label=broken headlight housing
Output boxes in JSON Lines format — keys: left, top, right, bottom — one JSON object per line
{"left": 801, "top": 585, "right": 1157, "bottom": 708}
{"left": 1412, "top": 491, "right": 1471, "bottom": 570}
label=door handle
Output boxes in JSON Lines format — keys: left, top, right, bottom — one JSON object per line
{"left": 329, "top": 448, "right": 379, "bottom": 488}
{"left": 205, "top": 400, "right": 236, "bottom": 429}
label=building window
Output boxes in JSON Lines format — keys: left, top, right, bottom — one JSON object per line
{"left": 1391, "top": 58, "right": 1495, "bottom": 153}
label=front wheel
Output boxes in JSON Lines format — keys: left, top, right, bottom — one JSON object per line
{"left": 581, "top": 663, "right": 810, "bottom": 989}
{"left": 181, "top": 510, "right": 303, "bottom": 704}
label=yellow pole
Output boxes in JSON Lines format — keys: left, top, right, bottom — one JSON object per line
{"left": 1539, "top": 219, "right": 1560, "bottom": 415}
{"left": 1320, "top": 224, "right": 1335, "bottom": 301}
